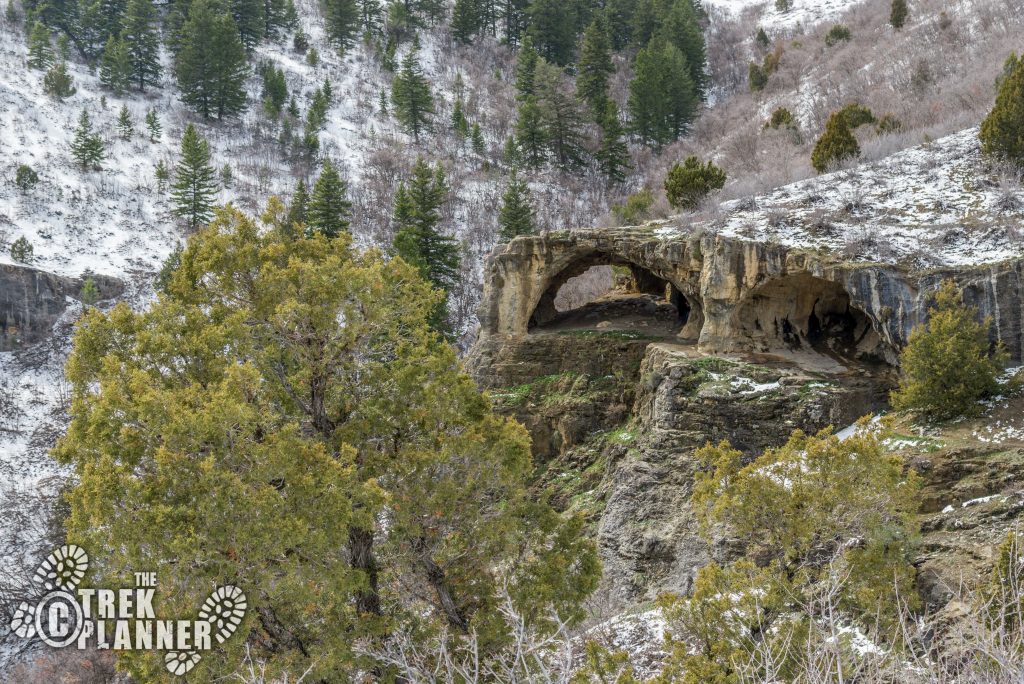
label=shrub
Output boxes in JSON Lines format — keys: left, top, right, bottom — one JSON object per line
{"left": 775, "top": 0, "right": 790, "bottom": 10}
{"left": 981, "top": 53, "right": 1024, "bottom": 167}
{"left": 10, "top": 236, "right": 33, "bottom": 263}
{"left": 42, "top": 61, "right": 76, "bottom": 99}
{"left": 664, "top": 156, "right": 727, "bottom": 210}
{"left": 15, "top": 164, "right": 38, "bottom": 192}
{"left": 876, "top": 112, "right": 903, "bottom": 134}
{"left": 838, "top": 102, "right": 876, "bottom": 129}
{"left": 765, "top": 106, "right": 796, "bottom": 129}
{"left": 824, "top": 24, "right": 851, "bottom": 46}
{"left": 749, "top": 46, "right": 783, "bottom": 92}
{"left": 293, "top": 27, "right": 309, "bottom": 53}
{"left": 611, "top": 188, "right": 654, "bottom": 225}
{"left": 79, "top": 277, "right": 99, "bottom": 306}
{"left": 890, "top": 0, "right": 908, "bottom": 29}
{"left": 811, "top": 111, "right": 860, "bottom": 172}
{"left": 892, "top": 280, "right": 1006, "bottom": 420}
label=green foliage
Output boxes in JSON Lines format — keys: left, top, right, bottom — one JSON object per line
{"left": 514, "top": 35, "right": 539, "bottom": 99}
{"left": 42, "top": 61, "right": 76, "bottom": 98}
{"left": 527, "top": 0, "right": 575, "bottom": 66}
{"left": 571, "top": 641, "right": 640, "bottom": 683}
{"left": 811, "top": 110, "right": 860, "bottom": 173}
{"left": 306, "top": 44, "right": 319, "bottom": 65}
{"left": 325, "top": 0, "right": 359, "bottom": 50}
{"left": 838, "top": 102, "right": 876, "bottom": 129}
{"left": 116, "top": 104, "right": 133, "bottom": 140}
{"left": 775, "top": 0, "right": 790, "bottom": 10}
{"left": 628, "top": 39, "right": 698, "bottom": 148}
{"left": 286, "top": 177, "right": 309, "bottom": 232}
{"left": 261, "top": 64, "right": 288, "bottom": 116}
{"left": 765, "top": 106, "right": 796, "bottom": 130}
{"left": 293, "top": 26, "right": 309, "bottom": 52}
{"left": 892, "top": 280, "right": 1006, "bottom": 420}
{"left": 79, "top": 277, "right": 100, "bottom": 306}
{"left": 27, "top": 21, "right": 53, "bottom": 70}
{"left": 124, "top": 0, "right": 161, "bottom": 89}
{"left": 451, "top": 98, "right": 469, "bottom": 138}
{"left": 664, "top": 156, "right": 726, "bottom": 209}
{"left": 577, "top": 16, "right": 614, "bottom": 115}
{"left": 515, "top": 95, "right": 547, "bottom": 169}
{"left": 657, "top": 425, "right": 920, "bottom": 680}
{"left": 155, "top": 159, "right": 169, "bottom": 191}
{"left": 755, "top": 27, "right": 769, "bottom": 50}
{"left": 987, "top": 529, "right": 1024, "bottom": 632}
{"left": 876, "top": 112, "right": 903, "bottom": 134}
{"left": 145, "top": 108, "right": 161, "bottom": 141}
{"left": 535, "top": 60, "right": 586, "bottom": 172}
{"left": 155, "top": 242, "right": 182, "bottom": 292}
{"left": 306, "top": 158, "right": 352, "bottom": 238}
{"left": 100, "top": 35, "right": 131, "bottom": 93}
{"left": 172, "top": 123, "right": 218, "bottom": 229}
{"left": 748, "top": 45, "right": 782, "bottom": 92}
{"left": 498, "top": 170, "right": 536, "bottom": 241}
{"left": 391, "top": 45, "right": 433, "bottom": 141}
{"left": 70, "top": 109, "right": 105, "bottom": 170}
{"left": 890, "top": 0, "right": 908, "bottom": 29}
{"left": 824, "top": 23, "right": 851, "bottom": 46}
{"left": 175, "top": 0, "right": 249, "bottom": 119}
{"left": 54, "top": 203, "right": 598, "bottom": 680}
{"left": 980, "top": 53, "right": 1024, "bottom": 166}
{"left": 470, "top": 122, "right": 486, "bottom": 155}
{"left": 596, "top": 100, "right": 631, "bottom": 184}
{"left": 15, "top": 164, "right": 39, "bottom": 192}
{"left": 611, "top": 188, "right": 654, "bottom": 225}
{"left": 10, "top": 236, "right": 33, "bottom": 263}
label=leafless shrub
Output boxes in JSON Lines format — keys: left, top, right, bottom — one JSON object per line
{"left": 4, "top": 648, "right": 121, "bottom": 684}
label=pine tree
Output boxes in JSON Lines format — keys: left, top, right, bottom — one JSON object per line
{"left": 262, "top": 65, "right": 288, "bottom": 116}
{"left": 535, "top": 60, "right": 586, "bottom": 172}
{"left": 811, "top": 110, "right": 860, "bottom": 172}
{"left": 890, "top": 0, "right": 908, "bottom": 29}
{"left": 145, "top": 108, "right": 161, "bottom": 141}
{"left": 306, "top": 85, "right": 330, "bottom": 130}
{"left": 263, "top": 0, "right": 288, "bottom": 39}
{"left": 451, "top": 98, "right": 469, "bottom": 139}
{"left": 357, "top": 0, "right": 381, "bottom": 33}
{"left": 657, "top": 0, "right": 708, "bottom": 99}
{"left": 231, "top": 0, "right": 266, "bottom": 49}
{"left": 514, "top": 95, "right": 547, "bottom": 169}
{"left": 155, "top": 158, "right": 169, "bottom": 191}
{"left": 175, "top": 0, "right": 249, "bottom": 119}
{"left": 43, "top": 61, "right": 77, "bottom": 98}
{"left": 451, "top": 0, "right": 479, "bottom": 44}
{"left": 628, "top": 39, "right": 697, "bottom": 148}
{"left": 306, "top": 159, "right": 352, "bottom": 238}
{"left": 527, "top": 0, "right": 575, "bottom": 65}
{"left": 70, "top": 109, "right": 106, "bottom": 170}
{"left": 498, "top": 171, "right": 535, "bottom": 241}
{"left": 596, "top": 100, "right": 630, "bottom": 183}
{"left": 27, "top": 22, "right": 54, "bottom": 70}
{"left": 325, "top": 0, "right": 359, "bottom": 50}
{"left": 100, "top": 35, "right": 131, "bottom": 93}
{"left": 123, "top": 0, "right": 161, "bottom": 90}
{"left": 664, "top": 155, "right": 726, "bottom": 209}
{"left": 391, "top": 46, "right": 433, "bottom": 141}
{"left": 470, "top": 122, "right": 486, "bottom": 155}
{"left": 577, "top": 16, "right": 614, "bottom": 116}
{"left": 980, "top": 54, "right": 1024, "bottom": 166}
{"left": 116, "top": 104, "right": 133, "bottom": 139}
{"left": 172, "top": 123, "right": 218, "bottom": 229}
{"left": 514, "top": 34, "right": 539, "bottom": 99}
{"left": 286, "top": 177, "right": 308, "bottom": 231}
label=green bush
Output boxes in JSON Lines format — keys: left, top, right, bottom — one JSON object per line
{"left": 664, "top": 156, "right": 727, "bottom": 209}
{"left": 15, "top": 164, "right": 38, "bottom": 192}
{"left": 10, "top": 236, "right": 33, "bottom": 263}
{"left": 876, "top": 112, "right": 903, "bottom": 134}
{"left": 79, "top": 277, "right": 99, "bottom": 306}
{"left": 980, "top": 53, "right": 1024, "bottom": 166}
{"left": 42, "top": 61, "right": 76, "bottom": 99}
{"left": 892, "top": 280, "right": 1006, "bottom": 420}
{"left": 890, "top": 0, "right": 908, "bottom": 29}
{"left": 749, "top": 47, "right": 782, "bottom": 92}
{"left": 838, "top": 102, "right": 876, "bottom": 129}
{"left": 811, "top": 111, "right": 860, "bottom": 172}
{"left": 765, "top": 106, "right": 796, "bottom": 129}
{"left": 775, "top": 0, "right": 790, "bottom": 10}
{"left": 824, "top": 24, "right": 851, "bottom": 46}
{"left": 611, "top": 189, "right": 654, "bottom": 225}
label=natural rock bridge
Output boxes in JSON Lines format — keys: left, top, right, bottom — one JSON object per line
{"left": 470, "top": 226, "right": 1024, "bottom": 379}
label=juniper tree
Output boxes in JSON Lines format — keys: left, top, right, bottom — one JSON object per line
{"left": 145, "top": 108, "right": 161, "bottom": 141}
{"left": 498, "top": 171, "right": 536, "bottom": 241}
{"left": 116, "top": 104, "right": 133, "bottom": 139}
{"left": 27, "top": 22, "right": 54, "bottom": 70}
{"left": 70, "top": 110, "right": 106, "bottom": 170}
{"left": 9, "top": 236, "right": 33, "bottom": 263}
{"left": 980, "top": 53, "right": 1024, "bottom": 167}
{"left": 596, "top": 100, "right": 630, "bottom": 184}
{"left": 664, "top": 155, "right": 726, "bottom": 209}
{"left": 577, "top": 16, "right": 614, "bottom": 116}
{"left": 391, "top": 45, "right": 433, "bottom": 141}
{"left": 306, "top": 159, "right": 352, "bottom": 238}
{"left": 890, "top": 0, "right": 908, "bottom": 29}
{"left": 123, "top": 0, "right": 161, "bottom": 89}
{"left": 100, "top": 35, "right": 131, "bottom": 93}
{"left": 811, "top": 110, "right": 860, "bottom": 172}
{"left": 175, "top": 0, "right": 249, "bottom": 119}
{"left": 172, "top": 123, "right": 218, "bottom": 229}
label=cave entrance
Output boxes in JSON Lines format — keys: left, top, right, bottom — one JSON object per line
{"left": 529, "top": 254, "right": 703, "bottom": 341}
{"left": 734, "top": 273, "right": 893, "bottom": 365}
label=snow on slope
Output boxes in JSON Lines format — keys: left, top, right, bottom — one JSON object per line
{"left": 704, "top": 0, "right": 867, "bottom": 29}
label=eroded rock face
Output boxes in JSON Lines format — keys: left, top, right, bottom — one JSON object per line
{"left": 468, "top": 228, "right": 1024, "bottom": 373}
{"left": 0, "top": 263, "right": 123, "bottom": 350}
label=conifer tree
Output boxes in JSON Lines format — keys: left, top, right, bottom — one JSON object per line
{"left": 527, "top": 0, "right": 575, "bottom": 65}
{"left": 451, "top": 0, "right": 479, "bottom": 44}
{"left": 175, "top": 0, "right": 249, "bottom": 119}
{"left": 116, "top": 104, "right": 133, "bottom": 139}
{"left": 43, "top": 61, "right": 76, "bottom": 98}
{"left": 230, "top": 0, "right": 266, "bottom": 49}
{"left": 100, "top": 35, "right": 131, "bottom": 93}
{"left": 70, "top": 109, "right": 106, "bottom": 170}
{"left": 306, "top": 159, "right": 352, "bottom": 238}
{"left": 451, "top": 98, "right": 469, "bottom": 139}
{"left": 890, "top": 0, "right": 908, "bottom": 29}
{"left": 262, "top": 0, "right": 288, "bottom": 38}
{"left": 577, "top": 16, "right": 614, "bottom": 116}
{"left": 811, "top": 110, "right": 860, "bottom": 172}
{"left": 145, "top": 108, "right": 161, "bottom": 141}
{"left": 535, "top": 60, "right": 586, "bottom": 172}
{"left": 325, "top": 0, "right": 359, "bottom": 50}
{"left": 514, "top": 35, "right": 539, "bottom": 99}
{"left": 980, "top": 54, "right": 1024, "bottom": 167}
{"left": 470, "top": 122, "right": 486, "bottom": 155}
{"left": 657, "top": 0, "right": 708, "bottom": 99}
{"left": 628, "top": 39, "right": 697, "bottom": 147}
{"left": 27, "top": 22, "right": 54, "bottom": 70}
{"left": 286, "top": 177, "right": 308, "bottom": 231}
{"left": 391, "top": 45, "right": 433, "bottom": 141}
{"left": 596, "top": 100, "right": 630, "bottom": 183}
{"left": 514, "top": 95, "right": 547, "bottom": 169}
{"left": 155, "top": 158, "right": 169, "bottom": 191}
{"left": 172, "top": 123, "right": 218, "bottom": 229}
{"left": 123, "top": 0, "right": 161, "bottom": 90}
{"left": 357, "top": 0, "right": 381, "bottom": 33}
{"left": 664, "top": 155, "right": 726, "bottom": 209}
{"left": 262, "top": 65, "right": 288, "bottom": 116}
{"left": 498, "top": 171, "right": 536, "bottom": 241}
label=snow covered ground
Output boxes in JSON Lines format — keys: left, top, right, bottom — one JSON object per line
{"left": 705, "top": 0, "right": 868, "bottom": 30}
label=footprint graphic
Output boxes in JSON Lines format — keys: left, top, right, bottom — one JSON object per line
{"left": 163, "top": 585, "right": 247, "bottom": 675}
{"left": 9, "top": 545, "right": 89, "bottom": 639}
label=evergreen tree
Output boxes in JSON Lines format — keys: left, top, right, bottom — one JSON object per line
{"left": 325, "top": 0, "right": 359, "bottom": 50}
{"left": 100, "top": 35, "right": 131, "bottom": 93}
{"left": 514, "top": 95, "right": 547, "bottom": 168}
{"left": 43, "top": 61, "right": 76, "bottom": 98}
{"left": 175, "top": 0, "right": 249, "bottom": 119}
{"left": 470, "top": 122, "right": 486, "bottom": 155}
{"left": 596, "top": 100, "right": 630, "bottom": 183}
{"left": 664, "top": 155, "right": 726, "bottom": 209}
{"left": 357, "top": 0, "right": 381, "bottom": 33}
{"left": 123, "top": 0, "right": 161, "bottom": 90}
{"left": 890, "top": 0, "right": 908, "bottom": 29}
{"left": 577, "top": 16, "right": 614, "bottom": 115}
{"left": 498, "top": 171, "right": 535, "bottom": 241}
{"left": 514, "top": 34, "right": 539, "bottom": 99}
{"left": 535, "top": 60, "right": 586, "bottom": 172}
{"left": 628, "top": 39, "right": 697, "bottom": 147}
{"left": 451, "top": 0, "right": 479, "bottom": 44}
{"left": 391, "top": 45, "right": 433, "bottom": 141}
{"left": 27, "top": 21, "right": 54, "bottom": 70}
{"left": 527, "top": 0, "right": 575, "bottom": 65}
{"left": 155, "top": 158, "right": 169, "bottom": 191}
{"left": 893, "top": 280, "right": 1006, "bottom": 420}
{"left": 116, "top": 104, "right": 133, "bottom": 139}
{"left": 70, "top": 109, "right": 106, "bottom": 170}
{"left": 657, "top": 0, "right": 708, "bottom": 99}
{"left": 286, "top": 177, "right": 309, "bottom": 231}
{"left": 451, "top": 98, "right": 469, "bottom": 139}
{"left": 262, "top": 65, "right": 288, "bottom": 116}
{"left": 392, "top": 158, "right": 460, "bottom": 332}
{"left": 145, "top": 107, "right": 161, "bottom": 141}
{"left": 980, "top": 54, "right": 1024, "bottom": 167}
{"left": 503, "top": 0, "right": 529, "bottom": 46}
{"left": 306, "top": 159, "right": 352, "bottom": 238}
{"left": 231, "top": 0, "right": 266, "bottom": 49}
{"left": 306, "top": 85, "right": 330, "bottom": 130}
{"left": 284, "top": 0, "right": 299, "bottom": 28}
{"left": 811, "top": 110, "right": 860, "bottom": 172}
{"left": 262, "top": 0, "right": 288, "bottom": 38}
{"left": 172, "top": 123, "right": 218, "bottom": 229}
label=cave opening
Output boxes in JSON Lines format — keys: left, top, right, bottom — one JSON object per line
{"left": 528, "top": 253, "right": 703, "bottom": 341}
